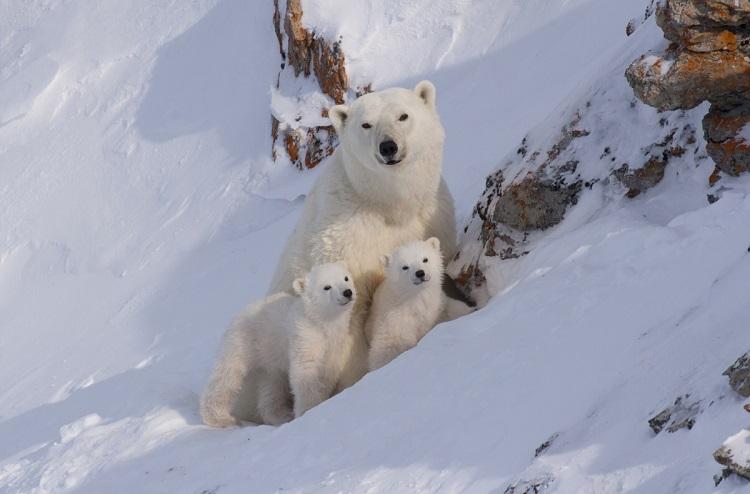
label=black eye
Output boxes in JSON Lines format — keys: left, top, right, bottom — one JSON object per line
{"left": 423, "top": 258, "right": 428, "bottom": 263}
{"left": 399, "top": 114, "right": 408, "bottom": 121}
{"left": 344, "top": 276, "right": 349, "bottom": 281}
{"left": 362, "top": 123, "right": 371, "bottom": 129}
{"left": 402, "top": 266, "right": 409, "bottom": 271}
{"left": 324, "top": 285, "right": 331, "bottom": 291}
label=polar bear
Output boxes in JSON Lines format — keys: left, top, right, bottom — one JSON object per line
{"left": 268, "top": 81, "right": 457, "bottom": 389}
{"left": 200, "top": 262, "right": 356, "bottom": 427}
{"left": 366, "top": 238, "right": 445, "bottom": 371}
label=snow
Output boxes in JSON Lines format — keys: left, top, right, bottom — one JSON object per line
{"left": 2, "top": 0, "right": 750, "bottom": 493}
{"left": 722, "top": 429, "right": 750, "bottom": 471}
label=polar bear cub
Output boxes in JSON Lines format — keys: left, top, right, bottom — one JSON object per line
{"left": 200, "top": 262, "right": 356, "bottom": 427}
{"left": 366, "top": 238, "right": 445, "bottom": 371}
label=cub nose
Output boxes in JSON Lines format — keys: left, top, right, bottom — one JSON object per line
{"left": 379, "top": 139, "right": 398, "bottom": 158}
{"left": 343, "top": 289, "right": 353, "bottom": 299}
{"left": 415, "top": 270, "right": 425, "bottom": 279}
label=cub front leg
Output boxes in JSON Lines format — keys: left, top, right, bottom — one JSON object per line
{"left": 368, "top": 327, "right": 415, "bottom": 371}
{"left": 257, "top": 370, "right": 293, "bottom": 426}
{"left": 290, "top": 337, "right": 337, "bottom": 418}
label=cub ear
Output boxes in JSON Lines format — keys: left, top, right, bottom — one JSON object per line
{"left": 380, "top": 255, "right": 390, "bottom": 268}
{"left": 414, "top": 80, "right": 436, "bottom": 109}
{"left": 292, "top": 278, "right": 305, "bottom": 295}
{"left": 328, "top": 105, "right": 349, "bottom": 133}
{"left": 427, "top": 237, "right": 440, "bottom": 251}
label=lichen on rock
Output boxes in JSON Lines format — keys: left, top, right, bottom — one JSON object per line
{"left": 626, "top": 0, "right": 750, "bottom": 183}
{"left": 271, "top": 0, "right": 351, "bottom": 169}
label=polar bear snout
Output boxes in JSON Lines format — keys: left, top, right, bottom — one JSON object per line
{"left": 338, "top": 288, "right": 354, "bottom": 306}
{"left": 379, "top": 139, "right": 398, "bottom": 160}
{"left": 412, "top": 270, "right": 431, "bottom": 285}
{"left": 377, "top": 136, "right": 406, "bottom": 165}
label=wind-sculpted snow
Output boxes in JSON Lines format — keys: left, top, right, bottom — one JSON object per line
{"left": 1, "top": 1, "right": 749, "bottom": 493}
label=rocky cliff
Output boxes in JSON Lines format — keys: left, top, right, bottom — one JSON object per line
{"left": 626, "top": 0, "right": 750, "bottom": 178}
{"left": 271, "top": 0, "right": 373, "bottom": 170}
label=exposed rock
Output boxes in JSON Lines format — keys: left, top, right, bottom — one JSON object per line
{"left": 504, "top": 475, "right": 553, "bottom": 494}
{"left": 648, "top": 394, "right": 701, "bottom": 434}
{"left": 626, "top": 49, "right": 750, "bottom": 112}
{"left": 724, "top": 351, "right": 750, "bottom": 397}
{"left": 704, "top": 102, "right": 750, "bottom": 176}
{"left": 714, "top": 429, "right": 750, "bottom": 481}
{"left": 493, "top": 175, "right": 582, "bottom": 231}
{"left": 534, "top": 433, "right": 559, "bottom": 458}
{"left": 271, "top": 0, "right": 352, "bottom": 169}
{"left": 626, "top": 0, "right": 750, "bottom": 179}
{"left": 614, "top": 158, "right": 667, "bottom": 198}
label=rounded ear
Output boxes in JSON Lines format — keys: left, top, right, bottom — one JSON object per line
{"left": 328, "top": 105, "right": 349, "bottom": 133}
{"left": 292, "top": 278, "right": 305, "bottom": 295}
{"left": 414, "top": 80, "right": 436, "bottom": 109}
{"left": 380, "top": 255, "right": 390, "bottom": 268}
{"left": 427, "top": 237, "right": 440, "bottom": 251}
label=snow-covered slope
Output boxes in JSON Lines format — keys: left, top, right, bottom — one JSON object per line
{"left": 1, "top": 1, "right": 749, "bottom": 493}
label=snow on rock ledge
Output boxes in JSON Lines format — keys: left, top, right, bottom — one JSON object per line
{"left": 714, "top": 429, "right": 750, "bottom": 482}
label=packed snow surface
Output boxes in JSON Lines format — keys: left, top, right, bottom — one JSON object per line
{"left": 1, "top": 0, "right": 749, "bottom": 493}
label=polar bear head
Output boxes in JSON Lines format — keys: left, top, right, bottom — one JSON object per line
{"left": 381, "top": 237, "right": 444, "bottom": 292}
{"left": 328, "top": 81, "right": 445, "bottom": 178}
{"left": 293, "top": 262, "right": 356, "bottom": 319}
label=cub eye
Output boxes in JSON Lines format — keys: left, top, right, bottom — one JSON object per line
{"left": 399, "top": 113, "right": 408, "bottom": 121}
{"left": 344, "top": 276, "right": 349, "bottom": 281}
{"left": 361, "top": 123, "right": 371, "bottom": 129}
{"left": 324, "top": 285, "right": 331, "bottom": 291}
{"left": 423, "top": 258, "right": 428, "bottom": 263}
{"left": 402, "top": 266, "right": 409, "bottom": 271}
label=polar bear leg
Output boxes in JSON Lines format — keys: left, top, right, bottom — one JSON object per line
{"left": 290, "top": 363, "right": 336, "bottom": 418}
{"left": 335, "top": 310, "right": 370, "bottom": 392}
{"left": 200, "top": 339, "right": 252, "bottom": 427}
{"left": 368, "top": 328, "right": 416, "bottom": 372}
{"left": 257, "top": 371, "right": 293, "bottom": 425}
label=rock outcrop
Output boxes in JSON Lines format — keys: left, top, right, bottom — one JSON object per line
{"left": 724, "top": 352, "right": 750, "bottom": 398}
{"left": 271, "top": 0, "right": 351, "bottom": 169}
{"left": 714, "top": 429, "right": 750, "bottom": 482}
{"left": 626, "top": 0, "right": 750, "bottom": 180}
{"left": 648, "top": 394, "right": 702, "bottom": 434}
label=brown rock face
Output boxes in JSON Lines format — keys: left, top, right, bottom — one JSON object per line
{"left": 626, "top": 0, "right": 750, "bottom": 181}
{"left": 492, "top": 175, "right": 581, "bottom": 231}
{"left": 704, "top": 102, "right": 750, "bottom": 176}
{"left": 271, "top": 0, "right": 351, "bottom": 169}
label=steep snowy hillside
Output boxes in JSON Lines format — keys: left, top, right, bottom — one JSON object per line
{"left": 1, "top": 1, "right": 749, "bottom": 493}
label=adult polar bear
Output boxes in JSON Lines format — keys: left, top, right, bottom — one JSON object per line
{"left": 269, "top": 80, "right": 457, "bottom": 389}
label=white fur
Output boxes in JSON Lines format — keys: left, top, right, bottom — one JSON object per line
{"left": 366, "top": 238, "right": 446, "bottom": 371}
{"left": 200, "top": 263, "right": 356, "bottom": 427}
{"left": 269, "top": 81, "right": 457, "bottom": 388}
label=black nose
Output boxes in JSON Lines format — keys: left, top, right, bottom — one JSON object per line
{"left": 343, "top": 289, "right": 353, "bottom": 298}
{"left": 415, "top": 270, "right": 425, "bottom": 279}
{"left": 379, "top": 139, "right": 398, "bottom": 157}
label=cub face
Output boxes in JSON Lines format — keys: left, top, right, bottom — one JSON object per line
{"left": 293, "top": 262, "right": 356, "bottom": 319}
{"left": 382, "top": 237, "right": 443, "bottom": 291}
{"left": 328, "top": 81, "right": 444, "bottom": 173}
